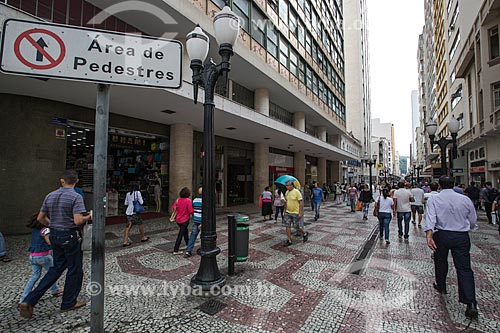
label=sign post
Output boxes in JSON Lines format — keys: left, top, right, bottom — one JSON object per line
{"left": 1, "top": 19, "right": 183, "bottom": 333}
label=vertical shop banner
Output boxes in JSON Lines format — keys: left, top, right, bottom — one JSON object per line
{"left": 0, "top": 19, "right": 182, "bottom": 88}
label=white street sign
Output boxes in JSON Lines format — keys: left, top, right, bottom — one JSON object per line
{"left": 0, "top": 19, "right": 182, "bottom": 88}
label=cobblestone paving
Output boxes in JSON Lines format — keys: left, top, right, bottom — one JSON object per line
{"left": 1, "top": 201, "right": 499, "bottom": 332}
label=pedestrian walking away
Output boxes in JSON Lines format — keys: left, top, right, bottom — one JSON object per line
{"left": 19, "top": 170, "right": 92, "bottom": 318}
{"left": 311, "top": 182, "right": 324, "bottom": 221}
{"left": 172, "top": 187, "right": 194, "bottom": 254}
{"left": 376, "top": 188, "right": 394, "bottom": 244}
{"left": 410, "top": 185, "right": 425, "bottom": 227}
{"left": 122, "top": 185, "right": 150, "bottom": 247}
{"left": 185, "top": 187, "right": 202, "bottom": 257}
{"left": 282, "top": 181, "right": 308, "bottom": 246}
{"left": 480, "top": 182, "right": 499, "bottom": 225}
{"left": 20, "top": 214, "right": 63, "bottom": 303}
{"left": 273, "top": 188, "right": 286, "bottom": 223}
{"left": 347, "top": 184, "right": 358, "bottom": 212}
{"left": 465, "top": 183, "right": 480, "bottom": 211}
{"left": 393, "top": 181, "right": 414, "bottom": 240}
{"left": 261, "top": 186, "right": 273, "bottom": 221}
{"left": 359, "top": 184, "right": 373, "bottom": 221}
{"left": 424, "top": 176, "right": 479, "bottom": 320}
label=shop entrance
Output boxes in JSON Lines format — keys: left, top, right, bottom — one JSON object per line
{"left": 227, "top": 157, "right": 253, "bottom": 206}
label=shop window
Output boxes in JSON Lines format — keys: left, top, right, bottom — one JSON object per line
{"left": 490, "top": 26, "right": 499, "bottom": 60}
{"left": 233, "top": 0, "right": 250, "bottom": 32}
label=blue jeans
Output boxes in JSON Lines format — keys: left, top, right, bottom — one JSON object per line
{"left": 397, "top": 212, "right": 411, "bottom": 238}
{"left": 186, "top": 222, "right": 201, "bottom": 254}
{"left": 362, "top": 202, "right": 370, "bottom": 218}
{"left": 378, "top": 213, "right": 392, "bottom": 241}
{"left": 274, "top": 206, "right": 284, "bottom": 220}
{"left": 20, "top": 255, "right": 60, "bottom": 302}
{"left": 350, "top": 199, "right": 356, "bottom": 212}
{"left": 313, "top": 201, "right": 321, "bottom": 219}
{"left": 0, "top": 231, "right": 6, "bottom": 257}
{"left": 23, "top": 229, "right": 83, "bottom": 310}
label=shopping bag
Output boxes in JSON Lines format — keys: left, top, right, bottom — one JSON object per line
{"left": 355, "top": 201, "right": 362, "bottom": 211}
{"left": 81, "top": 224, "right": 92, "bottom": 252}
{"left": 169, "top": 199, "right": 178, "bottom": 223}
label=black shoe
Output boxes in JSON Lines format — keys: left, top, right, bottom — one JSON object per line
{"left": 411, "top": 220, "right": 416, "bottom": 225}
{"left": 465, "top": 302, "right": 478, "bottom": 320}
{"left": 283, "top": 240, "right": 292, "bottom": 247}
{"left": 303, "top": 232, "right": 309, "bottom": 243}
{"left": 294, "top": 232, "right": 301, "bottom": 237}
{"left": 433, "top": 283, "right": 447, "bottom": 294}
{"left": 385, "top": 240, "right": 390, "bottom": 245}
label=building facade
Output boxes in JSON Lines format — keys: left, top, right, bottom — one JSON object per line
{"left": 418, "top": 0, "right": 498, "bottom": 186}
{"left": 0, "top": 0, "right": 359, "bottom": 233}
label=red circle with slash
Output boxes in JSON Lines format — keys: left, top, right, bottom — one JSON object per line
{"left": 14, "top": 28, "right": 66, "bottom": 70}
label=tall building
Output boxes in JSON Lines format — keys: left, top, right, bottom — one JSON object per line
{"left": 344, "top": 0, "right": 372, "bottom": 179}
{"left": 0, "top": 0, "right": 358, "bottom": 233}
{"left": 371, "top": 118, "right": 394, "bottom": 182}
{"left": 418, "top": 0, "right": 498, "bottom": 185}
{"left": 411, "top": 90, "right": 420, "bottom": 162}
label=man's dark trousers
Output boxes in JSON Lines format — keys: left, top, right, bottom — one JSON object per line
{"left": 433, "top": 230, "right": 476, "bottom": 305}
{"left": 484, "top": 202, "right": 493, "bottom": 224}
{"left": 24, "top": 229, "right": 83, "bottom": 310}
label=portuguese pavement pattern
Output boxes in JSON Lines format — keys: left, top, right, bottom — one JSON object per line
{"left": 1, "top": 200, "right": 500, "bottom": 332}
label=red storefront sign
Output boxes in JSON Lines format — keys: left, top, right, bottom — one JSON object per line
{"left": 470, "top": 166, "right": 486, "bottom": 173}
{"left": 269, "top": 166, "right": 294, "bottom": 176}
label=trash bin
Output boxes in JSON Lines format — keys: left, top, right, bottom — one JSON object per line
{"left": 235, "top": 214, "right": 249, "bottom": 262}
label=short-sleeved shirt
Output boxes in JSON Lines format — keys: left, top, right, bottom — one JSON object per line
{"left": 285, "top": 188, "right": 303, "bottom": 214}
{"left": 311, "top": 187, "right": 323, "bottom": 203}
{"left": 40, "top": 187, "right": 87, "bottom": 229}
{"left": 410, "top": 188, "right": 425, "bottom": 206}
{"left": 378, "top": 197, "right": 394, "bottom": 213}
{"left": 393, "top": 189, "right": 413, "bottom": 212}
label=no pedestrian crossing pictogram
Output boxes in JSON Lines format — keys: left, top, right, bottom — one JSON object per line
{"left": 13, "top": 28, "right": 66, "bottom": 70}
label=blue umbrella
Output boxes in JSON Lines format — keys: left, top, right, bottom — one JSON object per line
{"left": 274, "top": 175, "right": 301, "bottom": 193}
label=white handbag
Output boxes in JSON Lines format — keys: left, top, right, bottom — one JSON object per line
{"left": 81, "top": 224, "right": 92, "bottom": 252}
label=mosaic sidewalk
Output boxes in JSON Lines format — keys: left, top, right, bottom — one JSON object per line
{"left": 1, "top": 201, "right": 499, "bottom": 332}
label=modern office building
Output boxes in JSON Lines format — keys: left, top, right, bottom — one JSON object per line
{"left": 343, "top": 0, "right": 371, "bottom": 181}
{"left": 0, "top": 0, "right": 360, "bottom": 233}
{"left": 418, "top": 0, "right": 498, "bottom": 185}
{"left": 371, "top": 118, "right": 394, "bottom": 182}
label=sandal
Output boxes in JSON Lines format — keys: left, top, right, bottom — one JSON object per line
{"left": 122, "top": 243, "right": 131, "bottom": 247}
{"left": 52, "top": 288, "right": 64, "bottom": 297}
{"left": 141, "top": 237, "right": 150, "bottom": 242}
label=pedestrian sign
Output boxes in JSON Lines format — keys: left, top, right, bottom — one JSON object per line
{"left": 0, "top": 19, "right": 182, "bottom": 88}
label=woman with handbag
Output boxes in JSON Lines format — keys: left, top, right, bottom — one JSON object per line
{"left": 171, "top": 187, "right": 194, "bottom": 255}
{"left": 375, "top": 188, "right": 394, "bottom": 245}
{"left": 122, "top": 185, "right": 149, "bottom": 247}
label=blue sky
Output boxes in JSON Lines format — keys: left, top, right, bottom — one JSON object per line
{"left": 366, "top": 0, "right": 424, "bottom": 156}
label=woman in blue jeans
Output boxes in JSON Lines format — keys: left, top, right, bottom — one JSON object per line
{"left": 377, "top": 189, "right": 394, "bottom": 245}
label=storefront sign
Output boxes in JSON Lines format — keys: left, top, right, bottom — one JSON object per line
{"left": 470, "top": 166, "right": 486, "bottom": 173}
{"left": 51, "top": 116, "right": 67, "bottom": 125}
{"left": 0, "top": 19, "right": 182, "bottom": 88}
{"left": 110, "top": 134, "right": 148, "bottom": 150}
{"left": 55, "top": 128, "right": 65, "bottom": 138}
{"left": 269, "top": 166, "right": 294, "bottom": 175}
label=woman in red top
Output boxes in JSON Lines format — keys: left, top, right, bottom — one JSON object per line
{"left": 171, "top": 187, "right": 194, "bottom": 254}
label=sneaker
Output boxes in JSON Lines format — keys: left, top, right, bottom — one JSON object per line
{"left": 398, "top": 235, "right": 403, "bottom": 239}
{"left": 385, "top": 240, "right": 390, "bottom": 245}
{"left": 411, "top": 220, "right": 416, "bottom": 225}
{"left": 283, "top": 240, "right": 292, "bottom": 247}
{"left": 418, "top": 224, "right": 422, "bottom": 228}
{"left": 303, "top": 232, "right": 309, "bottom": 243}
{"left": 183, "top": 252, "right": 191, "bottom": 258}
{"left": 465, "top": 303, "right": 479, "bottom": 320}
{"left": 18, "top": 302, "right": 33, "bottom": 318}
{"left": 61, "top": 300, "right": 87, "bottom": 312}
{"left": 172, "top": 251, "right": 182, "bottom": 255}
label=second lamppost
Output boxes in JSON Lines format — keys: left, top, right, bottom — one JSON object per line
{"left": 425, "top": 115, "right": 459, "bottom": 177}
{"left": 186, "top": 6, "right": 240, "bottom": 290}
{"left": 362, "top": 153, "right": 377, "bottom": 192}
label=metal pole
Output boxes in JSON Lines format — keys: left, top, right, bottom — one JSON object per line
{"left": 228, "top": 215, "right": 236, "bottom": 276}
{"left": 440, "top": 144, "right": 447, "bottom": 177}
{"left": 91, "top": 83, "right": 110, "bottom": 333}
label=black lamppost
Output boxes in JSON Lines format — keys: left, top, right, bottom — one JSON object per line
{"left": 362, "top": 153, "right": 377, "bottom": 193}
{"left": 186, "top": 6, "right": 240, "bottom": 290}
{"left": 415, "top": 163, "right": 423, "bottom": 184}
{"left": 425, "top": 115, "right": 459, "bottom": 177}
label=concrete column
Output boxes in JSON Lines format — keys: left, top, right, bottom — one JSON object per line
{"left": 294, "top": 112, "right": 305, "bottom": 132}
{"left": 254, "top": 88, "right": 269, "bottom": 116}
{"left": 332, "top": 161, "right": 341, "bottom": 183}
{"left": 318, "top": 157, "right": 327, "bottom": 185}
{"left": 169, "top": 123, "right": 193, "bottom": 208}
{"left": 294, "top": 151, "right": 306, "bottom": 187}
{"left": 317, "top": 126, "right": 327, "bottom": 141}
{"left": 254, "top": 143, "right": 269, "bottom": 203}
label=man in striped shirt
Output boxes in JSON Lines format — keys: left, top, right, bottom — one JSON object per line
{"left": 19, "top": 170, "right": 92, "bottom": 318}
{"left": 185, "top": 186, "right": 202, "bottom": 257}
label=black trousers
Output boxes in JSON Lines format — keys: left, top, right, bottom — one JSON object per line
{"left": 433, "top": 230, "right": 476, "bottom": 305}
{"left": 484, "top": 202, "right": 493, "bottom": 224}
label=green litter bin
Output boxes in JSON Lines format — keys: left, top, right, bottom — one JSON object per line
{"left": 235, "top": 214, "right": 249, "bottom": 262}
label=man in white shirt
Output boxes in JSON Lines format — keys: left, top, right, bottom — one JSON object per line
{"left": 393, "top": 181, "right": 414, "bottom": 240}
{"left": 410, "top": 185, "right": 425, "bottom": 227}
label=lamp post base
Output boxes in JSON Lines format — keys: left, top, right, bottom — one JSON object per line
{"left": 190, "top": 247, "right": 225, "bottom": 291}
